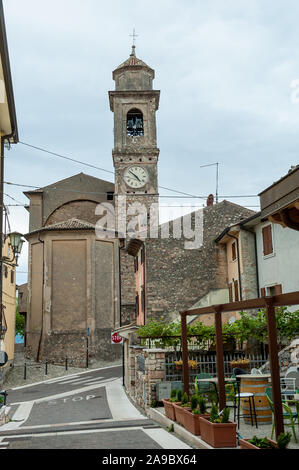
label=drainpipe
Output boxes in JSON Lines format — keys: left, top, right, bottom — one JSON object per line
{"left": 36, "top": 232, "right": 45, "bottom": 362}
{"left": 227, "top": 233, "right": 243, "bottom": 301}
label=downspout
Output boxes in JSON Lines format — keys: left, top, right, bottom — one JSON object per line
{"left": 227, "top": 233, "right": 243, "bottom": 301}
{"left": 36, "top": 232, "right": 44, "bottom": 362}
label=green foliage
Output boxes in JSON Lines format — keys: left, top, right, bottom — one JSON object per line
{"left": 221, "top": 407, "right": 230, "bottom": 424}
{"left": 192, "top": 409, "right": 200, "bottom": 415}
{"left": 168, "top": 423, "right": 174, "bottom": 433}
{"left": 248, "top": 436, "right": 273, "bottom": 449}
{"left": 198, "top": 395, "right": 207, "bottom": 414}
{"left": 177, "top": 390, "right": 182, "bottom": 402}
{"left": 136, "top": 307, "right": 299, "bottom": 349}
{"left": 277, "top": 432, "right": 292, "bottom": 449}
{"left": 15, "top": 302, "right": 25, "bottom": 338}
{"left": 170, "top": 389, "right": 177, "bottom": 399}
{"left": 181, "top": 392, "right": 188, "bottom": 405}
{"left": 190, "top": 395, "right": 198, "bottom": 411}
{"left": 209, "top": 403, "right": 220, "bottom": 423}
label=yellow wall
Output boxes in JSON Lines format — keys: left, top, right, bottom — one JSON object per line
{"left": 2, "top": 235, "right": 17, "bottom": 362}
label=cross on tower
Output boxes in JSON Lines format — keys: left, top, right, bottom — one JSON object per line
{"left": 129, "top": 28, "right": 138, "bottom": 46}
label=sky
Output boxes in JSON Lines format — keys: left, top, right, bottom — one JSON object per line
{"left": 2, "top": 0, "right": 299, "bottom": 285}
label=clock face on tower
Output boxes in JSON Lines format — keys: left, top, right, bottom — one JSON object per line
{"left": 124, "top": 166, "right": 149, "bottom": 189}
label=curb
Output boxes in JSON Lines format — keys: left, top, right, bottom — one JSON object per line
{"left": 147, "top": 407, "right": 214, "bottom": 449}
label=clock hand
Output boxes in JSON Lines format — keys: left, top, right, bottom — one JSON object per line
{"left": 129, "top": 170, "right": 141, "bottom": 182}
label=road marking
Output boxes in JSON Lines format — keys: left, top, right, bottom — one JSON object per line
{"left": 9, "top": 364, "right": 121, "bottom": 390}
{"left": 105, "top": 379, "right": 144, "bottom": 420}
{"left": 0, "top": 401, "right": 34, "bottom": 431}
{"left": 10, "top": 377, "right": 118, "bottom": 406}
{"left": 143, "top": 428, "right": 191, "bottom": 449}
{"left": 0, "top": 426, "right": 150, "bottom": 440}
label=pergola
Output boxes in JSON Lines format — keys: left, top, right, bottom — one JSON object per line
{"left": 180, "top": 291, "right": 299, "bottom": 439}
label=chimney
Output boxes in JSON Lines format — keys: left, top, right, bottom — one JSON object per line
{"left": 207, "top": 194, "right": 214, "bottom": 207}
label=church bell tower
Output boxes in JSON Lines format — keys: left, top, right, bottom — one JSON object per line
{"left": 109, "top": 45, "right": 160, "bottom": 236}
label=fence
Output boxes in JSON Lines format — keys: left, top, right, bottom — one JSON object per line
{"left": 165, "top": 351, "right": 269, "bottom": 381}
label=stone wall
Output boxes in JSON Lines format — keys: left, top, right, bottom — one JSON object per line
{"left": 260, "top": 338, "right": 299, "bottom": 374}
{"left": 144, "top": 201, "right": 255, "bottom": 322}
{"left": 128, "top": 346, "right": 166, "bottom": 409}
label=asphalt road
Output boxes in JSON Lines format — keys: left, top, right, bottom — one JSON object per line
{"left": 0, "top": 366, "right": 191, "bottom": 450}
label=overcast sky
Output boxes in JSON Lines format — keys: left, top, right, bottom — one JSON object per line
{"left": 2, "top": 0, "right": 299, "bottom": 285}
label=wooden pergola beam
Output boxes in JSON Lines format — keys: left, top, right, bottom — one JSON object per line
{"left": 180, "top": 290, "right": 299, "bottom": 440}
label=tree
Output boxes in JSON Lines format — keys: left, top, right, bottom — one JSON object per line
{"left": 15, "top": 300, "right": 25, "bottom": 338}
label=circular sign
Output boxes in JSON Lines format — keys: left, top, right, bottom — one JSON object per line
{"left": 111, "top": 332, "right": 123, "bottom": 345}
{"left": 0, "top": 351, "right": 8, "bottom": 367}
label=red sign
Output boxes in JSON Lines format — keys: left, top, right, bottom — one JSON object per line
{"left": 111, "top": 332, "right": 123, "bottom": 345}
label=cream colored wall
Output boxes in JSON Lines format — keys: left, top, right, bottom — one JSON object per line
{"left": 2, "top": 236, "right": 17, "bottom": 361}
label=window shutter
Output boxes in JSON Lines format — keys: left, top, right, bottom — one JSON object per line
{"left": 274, "top": 284, "right": 282, "bottom": 295}
{"left": 228, "top": 283, "right": 233, "bottom": 302}
{"left": 234, "top": 280, "right": 239, "bottom": 302}
{"left": 262, "top": 225, "right": 273, "bottom": 256}
{"left": 232, "top": 242, "right": 236, "bottom": 261}
{"left": 136, "top": 294, "right": 139, "bottom": 317}
{"left": 11, "top": 270, "right": 14, "bottom": 284}
{"left": 134, "top": 257, "right": 138, "bottom": 273}
{"left": 261, "top": 287, "right": 266, "bottom": 297}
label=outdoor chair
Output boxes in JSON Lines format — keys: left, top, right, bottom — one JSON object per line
{"left": 280, "top": 377, "right": 296, "bottom": 399}
{"left": 194, "top": 373, "right": 218, "bottom": 404}
{"left": 265, "top": 387, "right": 298, "bottom": 443}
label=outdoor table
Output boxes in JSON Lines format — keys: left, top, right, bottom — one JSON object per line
{"left": 196, "top": 377, "right": 236, "bottom": 404}
{"left": 236, "top": 374, "right": 272, "bottom": 425}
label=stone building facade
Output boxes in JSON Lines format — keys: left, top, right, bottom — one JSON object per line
{"left": 24, "top": 173, "right": 124, "bottom": 365}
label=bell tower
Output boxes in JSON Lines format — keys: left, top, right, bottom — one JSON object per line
{"left": 109, "top": 45, "right": 160, "bottom": 236}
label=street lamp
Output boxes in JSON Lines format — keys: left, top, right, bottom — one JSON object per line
{"left": 8, "top": 232, "right": 25, "bottom": 265}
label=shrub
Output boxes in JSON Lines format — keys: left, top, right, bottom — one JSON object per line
{"left": 198, "top": 396, "right": 207, "bottom": 414}
{"left": 190, "top": 395, "right": 198, "bottom": 411}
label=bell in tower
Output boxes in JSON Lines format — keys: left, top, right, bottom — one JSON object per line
{"left": 109, "top": 44, "right": 160, "bottom": 236}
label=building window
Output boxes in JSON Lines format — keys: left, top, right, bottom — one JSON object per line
{"left": 11, "top": 270, "right": 14, "bottom": 284}
{"left": 234, "top": 280, "right": 239, "bottom": 302}
{"left": 261, "top": 285, "right": 282, "bottom": 297}
{"left": 127, "top": 109, "right": 144, "bottom": 136}
{"left": 3, "top": 265, "right": 8, "bottom": 278}
{"left": 228, "top": 283, "right": 233, "bottom": 302}
{"left": 106, "top": 192, "right": 114, "bottom": 201}
{"left": 262, "top": 224, "right": 273, "bottom": 256}
{"left": 232, "top": 242, "right": 237, "bottom": 261}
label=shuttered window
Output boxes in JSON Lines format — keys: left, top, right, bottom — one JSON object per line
{"left": 274, "top": 284, "right": 282, "bottom": 295}
{"left": 234, "top": 280, "right": 239, "bottom": 302}
{"left": 135, "top": 294, "right": 139, "bottom": 318}
{"left": 232, "top": 242, "right": 237, "bottom": 261}
{"left": 262, "top": 225, "right": 273, "bottom": 256}
{"left": 261, "top": 287, "right": 266, "bottom": 297}
{"left": 228, "top": 283, "right": 233, "bottom": 302}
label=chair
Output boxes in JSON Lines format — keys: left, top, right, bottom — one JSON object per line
{"left": 194, "top": 373, "right": 218, "bottom": 404}
{"left": 280, "top": 377, "right": 296, "bottom": 399}
{"left": 265, "top": 387, "right": 298, "bottom": 443}
{"left": 231, "top": 378, "right": 258, "bottom": 429}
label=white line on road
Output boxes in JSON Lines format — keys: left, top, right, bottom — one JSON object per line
{"left": 10, "top": 377, "right": 119, "bottom": 406}
{"left": 0, "top": 401, "right": 34, "bottom": 431}
{"left": 9, "top": 364, "right": 121, "bottom": 390}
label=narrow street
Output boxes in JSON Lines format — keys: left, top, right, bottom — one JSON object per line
{"left": 0, "top": 366, "right": 191, "bottom": 450}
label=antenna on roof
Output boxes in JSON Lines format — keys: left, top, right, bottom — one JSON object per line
{"left": 200, "top": 163, "right": 220, "bottom": 204}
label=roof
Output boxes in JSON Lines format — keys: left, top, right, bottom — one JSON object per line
{"left": 25, "top": 218, "right": 96, "bottom": 237}
{"left": 259, "top": 165, "right": 299, "bottom": 196}
{"left": 24, "top": 172, "right": 114, "bottom": 197}
{"left": 0, "top": 0, "right": 18, "bottom": 142}
{"left": 113, "top": 46, "right": 154, "bottom": 77}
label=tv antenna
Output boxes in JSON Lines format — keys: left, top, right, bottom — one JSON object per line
{"left": 200, "top": 162, "right": 220, "bottom": 204}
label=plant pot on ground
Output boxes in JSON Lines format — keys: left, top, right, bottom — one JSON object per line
{"left": 239, "top": 432, "right": 292, "bottom": 450}
{"left": 199, "top": 404, "right": 237, "bottom": 448}
{"left": 162, "top": 389, "right": 178, "bottom": 421}
{"left": 184, "top": 395, "right": 210, "bottom": 436}
{"left": 173, "top": 392, "right": 190, "bottom": 427}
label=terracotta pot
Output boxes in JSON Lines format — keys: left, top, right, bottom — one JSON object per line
{"left": 199, "top": 416, "right": 237, "bottom": 448}
{"left": 184, "top": 411, "right": 210, "bottom": 436}
{"left": 173, "top": 403, "right": 186, "bottom": 426}
{"left": 162, "top": 399, "right": 175, "bottom": 421}
{"left": 239, "top": 438, "right": 278, "bottom": 449}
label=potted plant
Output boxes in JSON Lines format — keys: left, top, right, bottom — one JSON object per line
{"left": 239, "top": 432, "right": 292, "bottom": 450}
{"left": 173, "top": 392, "right": 189, "bottom": 426}
{"left": 188, "top": 360, "right": 197, "bottom": 370}
{"left": 174, "top": 360, "right": 183, "bottom": 371}
{"left": 230, "top": 358, "right": 250, "bottom": 370}
{"left": 162, "top": 389, "right": 177, "bottom": 421}
{"left": 183, "top": 395, "right": 210, "bottom": 436}
{"left": 199, "top": 403, "right": 237, "bottom": 448}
